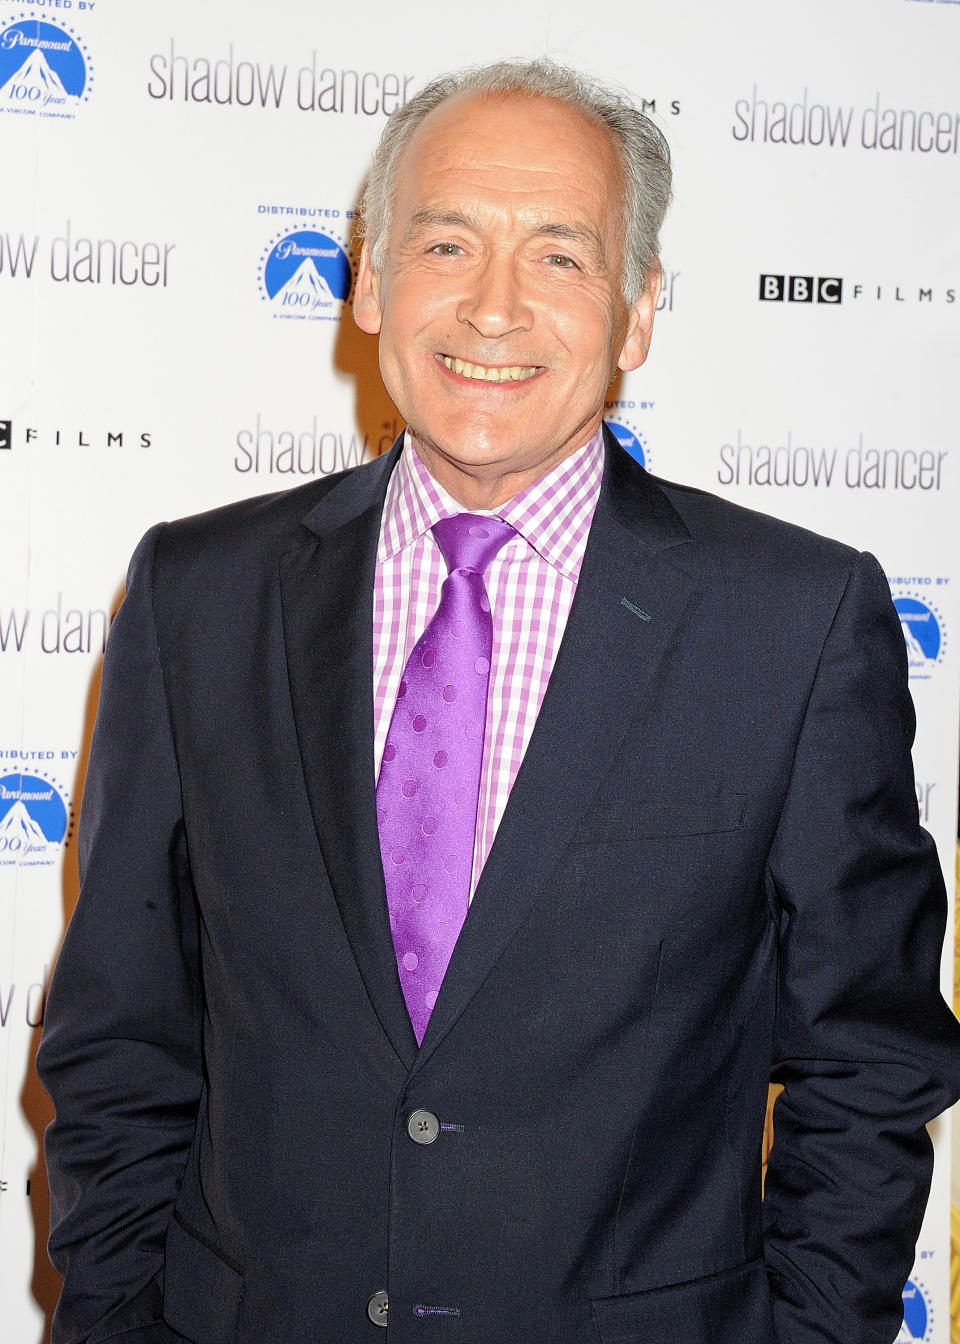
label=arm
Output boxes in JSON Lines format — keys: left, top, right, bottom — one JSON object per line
{"left": 37, "top": 525, "right": 201, "bottom": 1344}
{"left": 762, "top": 549, "right": 960, "bottom": 1344}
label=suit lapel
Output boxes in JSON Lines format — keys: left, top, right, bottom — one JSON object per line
{"left": 280, "top": 432, "right": 698, "bottom": 1074}
{"left": 413, "top": 435, "right": 697, "bottom": 1070}
{"left": 279, "top": 443, "right": 419, "bottom": 1072}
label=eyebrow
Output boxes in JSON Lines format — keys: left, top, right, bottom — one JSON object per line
{"left": 408, "top": 208, "right": 478, "bottom": 232}
{"left": 534, "top": 219, "right": 606, "bottom": 264}
{"left": 406, "top": 208, "right": 608, "bottom": 266}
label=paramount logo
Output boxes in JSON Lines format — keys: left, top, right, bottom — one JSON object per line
{"left": 258, "top": 225, "right": 352, "bottom": 322}
{"left": 0, "top": 769, "right": 71, "bottom": 867}
{"left": 0, "top": 17, "right": 91, "bottom": 120}
{"left": 0, "top": 784, "right": 54, "bottom": 802}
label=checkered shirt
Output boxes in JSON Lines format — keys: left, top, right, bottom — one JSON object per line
{"left": 373, "top": 428, "right": 604, "bottom": 896}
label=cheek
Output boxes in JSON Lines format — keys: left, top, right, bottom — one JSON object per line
{"left": 387, "top": 275, "right": 453, "bottom": 333}
{"left": 548, "top": 294, "right": 619, "bottom": 364}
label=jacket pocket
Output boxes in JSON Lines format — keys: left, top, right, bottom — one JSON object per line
{"left": 591, "top": 1258, "right": 773, "bottom": 1344}
{"left": 162, "top": 1212, "right": 245, "bottom": 1344}
{"left": 574, "top": 792, "right": 748, "bottom": 842}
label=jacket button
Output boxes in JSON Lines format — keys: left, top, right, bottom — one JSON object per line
{"left": 407, "top": 1109, "right": 440, "bottom": 1144}
{"left": 367, "top": 1289, "right": 389, "bottom": 1327}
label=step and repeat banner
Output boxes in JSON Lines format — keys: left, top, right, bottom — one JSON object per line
{"left": 1, "top": 1, "right": 957, "bottom": 1340}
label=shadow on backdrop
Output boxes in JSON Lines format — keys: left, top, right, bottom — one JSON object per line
{"left": 20, "top": 592, "right": 115, "bottom": 1344}
{"left": 333, "top": 208, "right": 402, "bottom": 461}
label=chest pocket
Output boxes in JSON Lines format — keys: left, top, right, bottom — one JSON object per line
{"left": 572, "top": 792, "right": 747, "bottom": 843}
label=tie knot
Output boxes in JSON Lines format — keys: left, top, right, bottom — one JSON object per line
{"left": 432, "top": 513, "right": 515, "bottom": 577}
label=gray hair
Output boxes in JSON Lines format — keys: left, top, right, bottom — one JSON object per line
{"left": 358, "top": 58, "right": 673, "bottom": 305}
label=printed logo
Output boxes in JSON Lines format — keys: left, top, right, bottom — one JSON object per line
{"left": 258, "top": 227, "right": 352, "bottom": 321}
{"left": 1, "top": 595, "right": 112, "bottom": 655}
{"left": 0, "top": 223, "right": 175, "bottom": 288}
{"left": 733, "top": 88, "right": 960, "bottom": 155}
{"left": 234, "top": 413, "right": 369, "bottom": 476}
{"left": 146, "top": 41, "right": 415, "bottom": 116}
{"left": 898, "top": 1276, "right": 933, "bottom": 1342}
{"left": 892, "top": 592, "right": 947, "bottom": 680}
{"left": 915, "top": 779, "right": 937, "bottom": 824}
{"left": 607, "top": 419, "right": 652, "bottom": 471}
{"left": 719, "top": 431, "right": 947, "bottom": 493}
{"left": 759, "top": 273, "right": 955, "bottom": 306}
{"left": 0, "top": 770, "right": 73, "bottom": 867}
{"left": 637, "top": 97, "right": 681, "bottom": 117}
{"left": 657, "top": 268, "right": 680, "bottom": 313}
{"left": 760, "top": 275, "right": 842, "bottom": 304}
{"left": 0, "top": 16, "right": 92, "bottom": 120}
{"left": 2, "top": 420, "right": 154, "bottom": 451}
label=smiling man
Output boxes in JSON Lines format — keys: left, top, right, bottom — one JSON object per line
{"left": 353, "top": 89, "right": 656, "bottom": 507}
{"left": 39, "top": 60, "right": 959, "bottom": 1344}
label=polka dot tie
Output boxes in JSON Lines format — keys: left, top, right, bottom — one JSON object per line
{"left": 376, "top": 513, "right": 516, "bottom": 1045}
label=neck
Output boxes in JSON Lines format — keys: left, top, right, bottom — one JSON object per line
{"left": 409, "top": 431, "right": 598, "bottom": 510}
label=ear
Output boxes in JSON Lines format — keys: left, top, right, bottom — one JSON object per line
{"left": 353, "top": 241, "right": 383, "bottom": 334}
{"left": 616, "top": 261, "right": 662, "bottom": 373}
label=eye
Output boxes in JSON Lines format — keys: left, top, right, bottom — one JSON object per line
{"left": 429, "top": 242, "right": 464, "bottom": 257}
{"left": 545, "top": 253, "right": 578, "bottom": 269}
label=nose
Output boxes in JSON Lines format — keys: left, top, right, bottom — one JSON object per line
{"left": 455, "top": 253, "right": 532, "bottom": 339}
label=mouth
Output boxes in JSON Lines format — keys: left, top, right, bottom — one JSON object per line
{"left": 439, "top": 354, "right": 542, "bottom": 384}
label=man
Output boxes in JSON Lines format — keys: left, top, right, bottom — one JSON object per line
{"left": 38, "top": 59, "right": 960, "bottom": 1344}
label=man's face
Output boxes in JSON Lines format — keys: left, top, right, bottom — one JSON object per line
{"left": 354, "top": 91, "right": 660, "bottom": 505}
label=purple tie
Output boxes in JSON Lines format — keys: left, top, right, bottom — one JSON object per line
{"left": 376, "top": 513, "right": 515, "bottom": 1044}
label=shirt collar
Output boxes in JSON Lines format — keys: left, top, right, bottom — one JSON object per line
{"left": 378, "top": 428, "right": 604, "bottom": 582}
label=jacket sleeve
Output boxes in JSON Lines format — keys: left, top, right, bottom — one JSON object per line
{"left": 37, "top": 525, "right": 201, "bottom": 1344}
{"left": 762, "top": 549, "right": 960, "bottom": 1344}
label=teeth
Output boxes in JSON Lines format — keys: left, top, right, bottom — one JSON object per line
{"left": 442, "top": 356, "right": 539, "bottom": 383}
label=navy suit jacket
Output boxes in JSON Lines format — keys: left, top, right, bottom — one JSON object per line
{"left": 38, "top": 431, "right": 960, "bottom": 1344}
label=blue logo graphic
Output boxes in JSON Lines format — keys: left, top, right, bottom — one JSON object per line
{"left": 892, "top": 592, "right": 947, "bottom": 680}
{"left": 0, "top": 771, "right": 72, "bottom": 867}
{"left": 0, "top": 17, "right": 92, "bottom": 119}
{"left": 607, "top": 419, "right": 651, "bottom": 471}
{"left": 259, "top": 228, "right": 352, "bottom": 321}
{"left": 898, "top": 1277, "right": 933, "bottom": 1342}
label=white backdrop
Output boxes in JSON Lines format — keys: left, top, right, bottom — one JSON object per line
{"left": 1, "top": 1, "right": 958, "bottom": 1340}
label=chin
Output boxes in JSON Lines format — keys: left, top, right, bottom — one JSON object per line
{"left": 418, "top": 422, "right": 519, "bottom": 462}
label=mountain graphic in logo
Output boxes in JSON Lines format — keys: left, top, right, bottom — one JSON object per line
{"left": 0, "top": 48, "right": 78, "bottom": 104}
{"left": 0, "top": 800, "right": 49, "bottom": 853}
{"left": 274, "top": 258, "right": 338, "bottom": 309}
{"left": 901, "top": 621, "right": 929, "bottom": 670}
{"left": 0, "top": 771, "right": 70, "bottom": 866}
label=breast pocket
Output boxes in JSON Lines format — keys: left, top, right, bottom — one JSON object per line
{"left": 573, "top": 792, "right": 748, "bottom": 843}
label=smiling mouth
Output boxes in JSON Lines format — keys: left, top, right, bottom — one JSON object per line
{"left": 440, "top": 355, "right": 541, "bottom": 383}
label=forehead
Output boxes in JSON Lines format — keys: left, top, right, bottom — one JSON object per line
{"left": 393, "top": 91, "right": 623, "bottom": 230}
